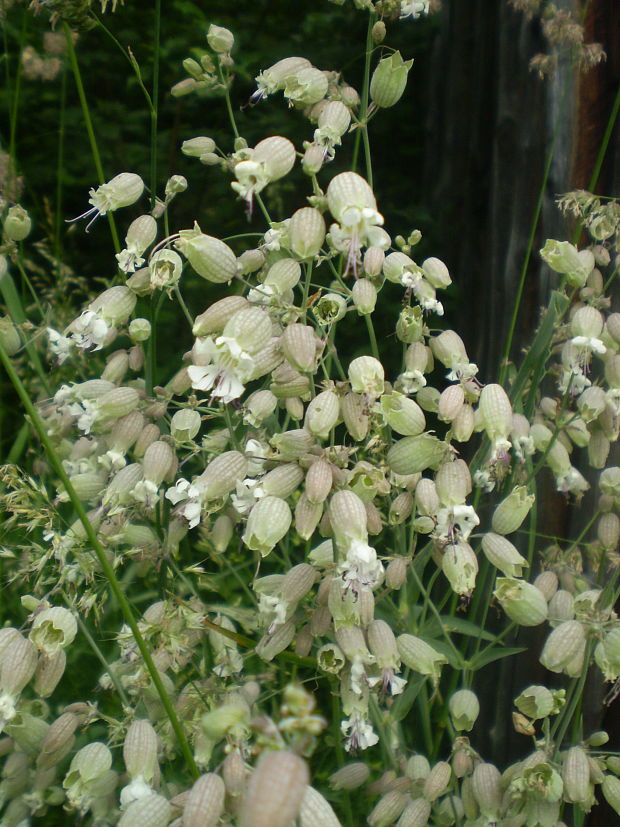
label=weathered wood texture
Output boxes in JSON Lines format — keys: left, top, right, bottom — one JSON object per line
{"left": 425, "top": 0, "right": 619, "bottom": 792}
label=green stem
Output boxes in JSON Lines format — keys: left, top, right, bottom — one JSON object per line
{"left": 364, "top": 313, "right": 380, "bottom": 360}
{"left": 351, "top": 11, "right": 376, "bottom": 178}
{"left": 174, "top": 285, "right": 194, "bottom": 329}
{"left": 54, "top": 68, "right": 68, "bottom": 271}
{"left": 61, "top": 590, "right": 131, "bottom": 707}
{"left": 150, "top": 0, "right": 161, "bottom": 204}
{"left": 0, "top": 341, "right": 198, "bottom": 778}
{"left": 218, "top": 62, "right": 240, "bottom": 140}
{"left": 63, "top": 23, "right": 120, "bottom": 254}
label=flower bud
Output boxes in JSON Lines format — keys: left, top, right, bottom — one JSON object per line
{"left": 128, "top": 318, "right": 151, "bottom": 342}
{"left": 243, "top": 496, "right": 292, "bottom": 557}
{"left": 284, "top": 67, "right": 329, "bottom": 106}
{"left": 261, "top": 463, "right": 304, "bottom": 499}
{"left": 182, "top": 137, "right": 216, "bottom": 157}
{"left": 289, "top": 207, "right": 326, "bottom": 259}
{"left": 0, "top": 316, "right": 21, "bottom": 356}
{"left": 143, "top": 440, "right": 174, "bottom": 486}
{"left": 207, "top": 23, "right": 234, "bottom": 53}
{"left": 170, "top": 409, "right": 201, "bottom": 442}
{"left": 602, "top": 774, "right": 620, "bottom": 815}
{"left": 471, "top": 763, "right": 501, "bottom": 820}
{"left": 29, "top": 607, "right": 77, "bottom": 656}
{"left": 271, "top": 429, "right": 314, "bottom": 459}
{"left": 294, "top": 493, "right": 322, "bottom": 540}
{"left": 176, "top": 226, "right": 237, "bottom": 283}
{"left": 435, "top": 459, "right": 471, "bottom": 506}
{"left": 329, "top": 489, "right": 367, "bottom": 547}
{"left": 304, "top": 390, "right": 340, "bottom": 439}
{"left": 481, "top": 533, "right": 528, "bottom": 577}
{"left": 422, "top": 257, "right": 451, "bottom": 289}
{"left": 533, "top": 570, "right": 558, "bottom": 602}
{"left": 372, "top": 20, "right": 386, "bottom": 44}
{"left": 239, "top": 751, "right": 309, "bottom": 827}
{"left": 442, "top": 542, "right": 478, "bottom": 595}
{"left": 381, "top": 392, "right": 425, "bottom": 436}
{"left": 37, "top": 712, "right": 77, "bottom": 770}
{"left": 493, "top": 577, "right": 548, "bottom": 626}
{"left": 123, "top": 719, "right": 158, "bottom": 785}
{"left": 350, "top": 278, "right": 377, "bottom": 315}
{"left": 449, "top": 689, "right": 480, "bottom": 731}
{"left": 396, "top": 798, "right": 432, "bottom": 827}
{"left": 118, "top": 793, "right": 171, "bottom": 827}
{"left": 193, "top": 295, "right": 249, "bottom": 337}
{"left": 389, "top": 491, "right": 414, "bottom": 524}
{"left": 370, "top": 51, "right": 414, "bottom": 108}
{"left": 134, "top": 424, "right": 161, "bottom": 457}
{"left": 299, "top": 786, "right": 341, "bottom": 827}
{"left": 491, "top": 486, "right": 535, "bottom": 535}
{"left": 148, "top": 249, "right": 183, "bottom": 289}
{"left": 423, "top": 761, "right": 452, "bottom": 801}
{"left": 199, "top": 451, "right": 248, "bottom": 499}
{"left": 0, "top": 635, "right": 37, "bottom": 694}
{"left": 305, "top": 458, "right": 333, "bottom": 504}
{"left": 183, "top": 773, "right": 226, "bottom": 827}
{"left": 341, "top": 392, "right": 369, "bottom": 441}
{"left": 479, "top": 383, "right": 512, "bottom": 440}
{"left": 386, "top": 557, "right": 408, "bottom": 590}
{"left": 90, "top": 284, "right": 137, "bottom": 325}
{"left": 368, "top": 790, "right": 408, "bottom": 826}
{"left": 34, "top": 649, "right": 66, "bottom": 698}
{"left": 329, "top": 762, "right": 369, "bottom": 791}
{"left": 397, "top": 634, "right": 447, "bottom": 681}
{"left": 540, "top": 620, "right": 586, "bottom": 673}
{"left": 3, "top": 205, "right": 31, "bottom": 241}
{"left": 387, "top": 434, "right": 448, "bottom": 475}
{"left": 438, "top": 384, "right": 464, "bottom": 422}
{"left": 540, "top": 239, "right": 593, "bottom": 287}
{"left": 348, "top": 355, "right": 384, "bottom": 398}
{"left": 282, "top": 324, "right": 319, "bottom": 373}
{"left": 562, "top": 746, "right": 591, "bottom": 805}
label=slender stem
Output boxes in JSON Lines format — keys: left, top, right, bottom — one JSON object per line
{"left": 302, "top": 262, "right": 313, "bottom": 322}
{"left": 0, "top": 341, "right": 198, "bottom": 778}
{"left": 62, "top": 590, "right": 131, "bottom": 707}
{"left": 174, "top": 285, "right": 194, "bottom": 329}
{"left": 63, "top": 23, "right": 120, "bottom": 254}
{"left": 54, "top": 68, "right": 67, "bottom": 272}
{"left": 8, "top": 9, "right": 26, "bottom": 166}
{"left": 150, "top": 0, "right": 161, "bottom": 205}
{"left": 364, "top": 313, "right": 380, "bottom": 360}
{"left": 351, "top": 11, "right": 376, "bottom": 177}
{"left": 218, "top": 62, "right": 240, "bottom": 140}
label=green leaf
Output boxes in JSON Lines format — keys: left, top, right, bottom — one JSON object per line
{"left": 469, "top": 645, "right": 527, "bottom": 671}
{"left": 390, "top": 673, "right": 425, "bottom": 722}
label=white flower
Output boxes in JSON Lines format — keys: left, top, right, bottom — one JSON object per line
{"left": 395, "top": 369, "right": 427, "bottom": 395}
{"left": 120, "top": 776, "right": 152, "bottom": 810}
{"left": 341, "top": 713, "right": 379, "bottom": 752}
{"left": 338, "top": 539, "right": 384, "bottom": 591}
{"left": 571, "top": 335, "right": 606, "bottom": 356}
{"left": 187, "top": 335, "right": 256, "bottom": 403}
{"left": 131, "top": 479, "right": 160, "bottom": 509}
{"left": 230, "top": 477, "right": 264, "bottom": 516}
{"left": 47, "top": 328, "right": 73, "bottom": 364}
{"left": 69, "top": 172, "right": 144, "bottom": 231}
{"left": 68, "top": 310, "right": 111, "bottom": 352}
{"left": 66, "top": 399, "right": 99, "bottom": 434}
{"left": 556, "top": 466, "right": 589, "bottom": 497}
{"left": 446, "top": 361, "right": 479, "bottom": 381}
{"left": 400, "top": 0, "right": 430, "bottom": 19}
{"left": 165, "top": 477, "right": 207, "bottom": 528}
{"left": 435, "top": 505, "right": 480, "bottom": 543}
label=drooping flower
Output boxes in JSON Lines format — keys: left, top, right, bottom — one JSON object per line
{"left": 69, "top": 173, "right": 144, "bottom": 231}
